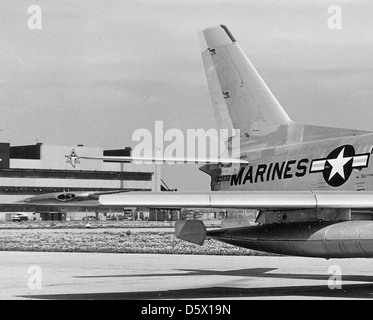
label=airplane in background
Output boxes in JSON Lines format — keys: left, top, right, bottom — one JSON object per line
{"left": 24, "top": 25, "right": 373, "bottom": 259}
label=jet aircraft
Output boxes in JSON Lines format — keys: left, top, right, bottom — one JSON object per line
{"left": 25, "top": 25, "right": 373, "bottom": 259}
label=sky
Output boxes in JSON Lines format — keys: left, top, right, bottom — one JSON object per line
{"left": 1, "top": 0, "right": 373, "bottom": 191}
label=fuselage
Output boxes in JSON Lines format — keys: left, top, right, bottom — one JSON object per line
{"left": 199, "top": 128, "right": 373, "bottom": 258}
{"left": 206, "top": 130, "right": 373, "bottom": 193}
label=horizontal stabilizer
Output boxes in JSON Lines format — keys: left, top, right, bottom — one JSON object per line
{"left": 175, "top": 220, "right": 207, "bottom": 246}
{"left": 65, "top": 149, "right": 248, "bottom": 168}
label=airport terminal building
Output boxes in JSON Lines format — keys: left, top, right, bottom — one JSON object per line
{"left": 0, "top": 142, "right": 160, "bottom": 221}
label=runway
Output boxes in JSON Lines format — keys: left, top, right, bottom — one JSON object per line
{"left": 1, "top": 251, "right": 373, "bottom": 300}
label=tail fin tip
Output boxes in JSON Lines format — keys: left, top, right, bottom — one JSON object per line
{"left": 219, "top": 25, "right": 236, "bottom": 42}
{"left": 199, "top": 25, "right": 234, "bottom": 52}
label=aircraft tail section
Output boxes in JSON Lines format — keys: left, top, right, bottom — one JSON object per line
{"left": 199, "top": 25, "right": 292, "bottom": 138}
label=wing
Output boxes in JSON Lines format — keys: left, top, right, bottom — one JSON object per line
{"left": 22, "top": 190, "right": 373, "bottom": 209}
{"left": 21, "top": 189, "right": 150, "bottom": 206}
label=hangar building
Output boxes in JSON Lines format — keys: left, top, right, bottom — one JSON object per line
{"left": 0, "top": 142, "right": 160, "bottom": 221}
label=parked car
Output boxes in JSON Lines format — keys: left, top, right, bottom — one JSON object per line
{"left": 83, "top": 216, "right": 97, "bottom": 221}
{"left": 12, "top": 213, "right": 29, "bottom": 222}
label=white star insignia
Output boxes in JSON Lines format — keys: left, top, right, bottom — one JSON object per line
{"left": 326, "top": 147, "right": 352, "bottom": 181}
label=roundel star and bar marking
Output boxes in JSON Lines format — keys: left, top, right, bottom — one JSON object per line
{"left": 309, "top": 145, "right": 370, "bottom": 187}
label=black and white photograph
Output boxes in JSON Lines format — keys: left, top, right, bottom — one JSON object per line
{"left": 1, "top": 0, "right": 373, "bottom": 305}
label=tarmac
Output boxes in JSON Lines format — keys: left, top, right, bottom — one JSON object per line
{"left": 1, "top": 251, "right": 373, "bottom": 300}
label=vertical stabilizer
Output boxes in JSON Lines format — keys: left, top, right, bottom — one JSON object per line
{"left": 199, "top": 25, "right": 292, "bottom": 138}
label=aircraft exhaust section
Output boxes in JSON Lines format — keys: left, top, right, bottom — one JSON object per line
{"left": 206, "top": 221, "right": 373, "bottom": 259}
